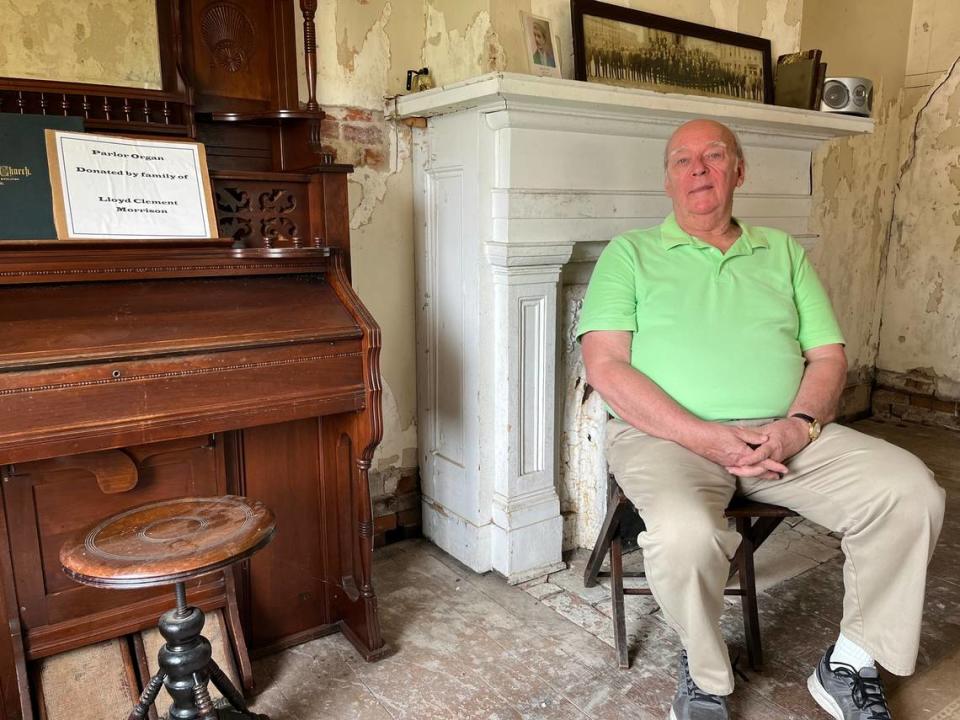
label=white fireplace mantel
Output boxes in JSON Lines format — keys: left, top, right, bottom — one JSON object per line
{"left": 394, "top": 72, "right": 872, "bottom": 583}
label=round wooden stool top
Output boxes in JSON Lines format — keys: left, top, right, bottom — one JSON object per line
{"left": 60, "top": 496, "right": 275, "bottom": 589}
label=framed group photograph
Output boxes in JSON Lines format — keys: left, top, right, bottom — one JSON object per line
{"left": 521, "top": 11, "right": 562, "bottom": 78}
{"left": 570, "top": 0, "right": 773, "bottom": 104}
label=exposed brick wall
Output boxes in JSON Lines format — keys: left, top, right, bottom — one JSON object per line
{"left": 873, "top": 383, "right": 960, "bottom": 430}
{"left": 369, "top": 466, "right": 421, "bottom": 548}
{"left": 319, "top": 106, "right": 390, "bottom": 172}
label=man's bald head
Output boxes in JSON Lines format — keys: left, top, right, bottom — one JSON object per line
{"left": 664, "top": 119, "right": 744, "bottom": 169}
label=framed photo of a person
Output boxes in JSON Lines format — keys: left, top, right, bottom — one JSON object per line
{"left": 571, "top": 0, "right": 774, "bottom": 104}
{"left": 521, "top": 12, "right": 562, "bottom": 78}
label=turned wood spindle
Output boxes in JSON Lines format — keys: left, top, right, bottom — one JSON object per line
{"left": 299, "top": 0, "right": 319, "bottom": 112}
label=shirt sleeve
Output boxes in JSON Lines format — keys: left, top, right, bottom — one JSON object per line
{"left": 792, "top": 243, "right": 845, "bottom": 350}
{"left": 576, "top": 234, "right": 639, "bottom": 340}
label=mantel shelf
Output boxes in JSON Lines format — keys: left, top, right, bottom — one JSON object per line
{"left": 390, "top": 72, "right": 873, "bottom": 142}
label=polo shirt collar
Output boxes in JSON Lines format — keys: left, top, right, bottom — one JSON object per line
{"left": 659, "top": 212, "right": 768, "bottom": 252}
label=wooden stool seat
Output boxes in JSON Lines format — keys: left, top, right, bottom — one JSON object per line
{"left": 584, "top": 475, "right": 798, "bottom": 671}
{"left": 60, "top": 496, "right": 275, "bottom": 590}
{"left": 60, "top": 496, "right": 275, "bottom": 720}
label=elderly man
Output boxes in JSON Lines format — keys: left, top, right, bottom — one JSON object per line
{"left": 577, "top": 119, "right": 944, "bottom": 720}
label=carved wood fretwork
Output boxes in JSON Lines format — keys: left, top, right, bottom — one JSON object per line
{"left": 208, "top": 170, "right": 344, "bottom": 249}
{"left": 215, "top": 184, "right": 302, "bottom": 247}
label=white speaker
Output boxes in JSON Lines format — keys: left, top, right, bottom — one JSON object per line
{"left": 820, "top": 77, "right": 873, "bottom": 116}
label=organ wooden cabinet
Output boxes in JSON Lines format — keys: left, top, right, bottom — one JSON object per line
{"left": 0, "top": 1, "right": 385, "bottom": 717}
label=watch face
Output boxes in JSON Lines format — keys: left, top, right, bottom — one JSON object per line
{"left": 810, "top": 420, "right": 822, "bottom": 440}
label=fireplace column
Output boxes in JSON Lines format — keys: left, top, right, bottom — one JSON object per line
{"left": 485, "top": 241, "right": 573, "bottom": 581}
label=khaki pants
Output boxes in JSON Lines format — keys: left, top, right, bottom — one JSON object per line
{"left": 605, "top": 418, "right": 945, "bottom": 695}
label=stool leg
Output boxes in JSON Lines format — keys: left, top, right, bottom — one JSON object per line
{"left": 128, "top": 671, "right": 166, "bottom": 720}
{"left": 193, "top": 673, "right": 218, "bottom": 720}
{"left": 736, "top": 518, "right": 763, "bottom": 670}
{"left": 610, "top": 534, "right": 629, "bottom": 669}
{"left": 155, "top": 583, "right": 218, "bottom": 720}
{"left": 208, "top": 660, "right": 268, "bottom": 720}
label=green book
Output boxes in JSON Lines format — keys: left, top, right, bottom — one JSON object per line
{"left": 0, "top": 114, "right": 84, "bottom": 240}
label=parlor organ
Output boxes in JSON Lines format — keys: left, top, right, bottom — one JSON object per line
{"left": 0, "top": 2, "right": 385, "bottom": 717}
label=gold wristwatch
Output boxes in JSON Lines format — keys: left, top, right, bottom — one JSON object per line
{"left": 790, "top": 413, "right": 821, "bottom": 441}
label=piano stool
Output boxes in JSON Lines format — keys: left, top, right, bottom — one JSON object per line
{"left": 59, "top": 496, "right": 276, "bottom": 720}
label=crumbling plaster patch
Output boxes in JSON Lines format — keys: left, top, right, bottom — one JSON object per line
{"left": 877, "top": 60, "right": 960, "bottom": 389}
{"left": 349, "top": 119, "right": 410, "bottom": 228}
{"left": 808, "top": 96, "right": 903, "bottom": 378}
{"left": 0, "top": 0, "right": 161, "bottom": 88}
{"left": 559, "top": 286, "right": 608, "bottom": 551}
{"left": 423, "top": 6, "right": 502, "bottom": 85}
{"left": 336, "top": 0, "right": 388, "bottom": 72}
{"left": 314, "top": 0, "right": 393, "bottom": 109}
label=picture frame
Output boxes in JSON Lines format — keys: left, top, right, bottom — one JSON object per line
{"left": 774, "top": 50, "right": 825, "bottom": 109}
{"left": 571, "top": 0, "right": 774, "bottom": 104}
{"left": 521, "top": 11, "right": 562, "bottom": 78}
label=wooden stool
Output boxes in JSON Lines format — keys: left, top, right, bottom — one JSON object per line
{"left": 583, "top": 475, "right": 798, "bottom": 670}
{"left": 60, "top": 496, "right": 276, "bottom": 720}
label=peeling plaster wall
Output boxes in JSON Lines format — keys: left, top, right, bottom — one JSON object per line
{"left": 875, "top": 0, "right": 960, "bottom": 400}
{"left": 295, "top": 0, "right": 524, "bottom": 486}
{"left": 299, "top": 0, "right": 432, "bottom": 481}
{"left": 800, "top": 0, "right": 914, "bottom": 399}
{"left": 0, "top": 0, "right": 161, "bottom": 89}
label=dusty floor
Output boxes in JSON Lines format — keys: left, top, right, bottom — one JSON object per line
{"left": 249, "top": 419, "right": 960, "bottom": 719}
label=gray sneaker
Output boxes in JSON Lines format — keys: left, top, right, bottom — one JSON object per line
{"left": 807, "top": 645, "right": 892, "bottom": 719}
{"left": 669, "top": 650, "right": 730, "bottom": 720}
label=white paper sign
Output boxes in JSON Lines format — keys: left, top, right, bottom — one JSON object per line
{"left": 46, "top": 131, "right": 216, "bottom": 239}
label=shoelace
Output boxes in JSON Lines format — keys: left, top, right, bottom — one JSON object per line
{"left": 830, "top": 664, "right": 892, "bottom": 720}
{"left": 681, "top": 654, "right": 724, "bottom": 707}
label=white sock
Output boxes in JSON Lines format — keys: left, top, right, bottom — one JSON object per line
{"left": 831, "top": 633, "right": 875, "bottom": 671}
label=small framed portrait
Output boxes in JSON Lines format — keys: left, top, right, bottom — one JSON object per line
{"left": 521, "top": 12, "right": 562, "bottom": 78}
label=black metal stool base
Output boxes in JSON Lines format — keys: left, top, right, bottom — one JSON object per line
{"left": 129, "top": 583, "right": 268, "bottom": 720}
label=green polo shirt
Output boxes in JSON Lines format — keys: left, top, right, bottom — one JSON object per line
{"left": 577, "top": 214, "right": 844, "bottom": 421}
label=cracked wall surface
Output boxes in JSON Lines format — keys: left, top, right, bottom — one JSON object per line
{"left": 800, "top": 0, "right": 914, "bottom": 405}
{"left": 0, "top": 0, "right": 161, "bottom": 88}
{"left": 876, "top": 0, "right": 960, "bottom": 401}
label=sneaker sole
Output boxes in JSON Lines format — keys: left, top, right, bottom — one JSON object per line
{"left": 807, "top": 671, "right": 844, "bottom": 720}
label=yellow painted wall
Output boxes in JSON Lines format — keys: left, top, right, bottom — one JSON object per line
{"left": 0, "top": 0, "right": 162, "bottom": 89}
{"left": 799, "top": 0, "right": 914, "bottom": 386}
{"left": 875, "top": 0, "right": 960, "bottom": 398}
